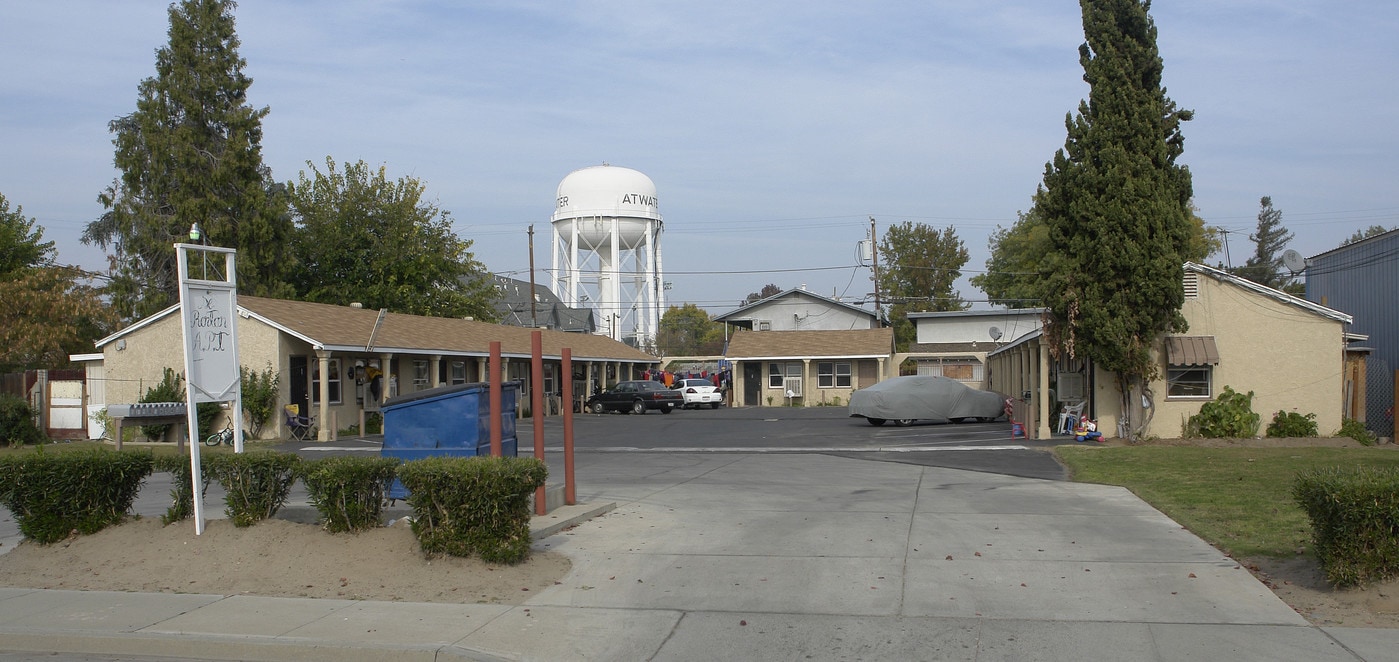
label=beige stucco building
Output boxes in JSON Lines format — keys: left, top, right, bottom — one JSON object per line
{"left": 83, "top": 296, "right": 659, "bottom": 441}
{"left": 987, "top": 263, "right": 1353, "bottom": 439}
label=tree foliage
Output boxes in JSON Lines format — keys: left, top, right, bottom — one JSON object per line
{"left": 85, "top": 0, "right": 292, "bottom": 323}
{"left": 1342, "top": 225, "right": 1393, "bottom": 247}
{"left": 0, "top": 193, "right": 115, "bottom": 371}
{"left": 744, "top": 283, "right": 783, "bottom": 305}
{"left": 1232, "top": 196, "right": 1294, "bottom": 290}
{"left": 877, "top": 221, "right": 969, "bottom": 351}
{"left": 1033, "top": 0, "right": 1195, "bottom": 438}
{"left": 656, "top": 303, "right": 725, "bottom": 356}
{"left": 287, "top": 158, "right": 498, "bottom": 320}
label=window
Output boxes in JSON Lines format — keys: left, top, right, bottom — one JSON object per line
{"left": 412, "top": 360, "right": 430, "bottom": 389}
{"left": 449, "top": 361, "right": 467, "bottom": 385}
{"left": 311, "top": 358, "right": 342, "bottom": 404}
{"left": 768, "top": 362, "right": 783, "bottom": 388}
{"left": 1167, "top": 366, "right": 1211, "bottom": 398}
{"left": 817, "top": 362, "right": 852, "bottom": 388}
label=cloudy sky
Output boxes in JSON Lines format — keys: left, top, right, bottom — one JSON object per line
{"left": 4, "top": 1, "right": 1396, "bottom": 317}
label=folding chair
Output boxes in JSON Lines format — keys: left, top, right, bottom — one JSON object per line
{"left": 1057, "top": 401, "right": 1086, "bottom": 435}
{"left": 284, "top": 404, "right": 317, "bottom": 441}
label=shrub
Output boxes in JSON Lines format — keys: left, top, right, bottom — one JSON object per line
{"left": 1266, "top": 410, "right": 1318, "bottom": 438}
{"left": 240, "top": 364, "right": 280, "bottom": 438}
{"left": 153, "top": 454, "right": 210, "bottom": 524}
{"left": 300, "top": 456, "right": 399, "bottom": 533}
{"left": 399, "top": 456, "right": 547, "bottom": 564}
{"left": 1294, "top": 466, "right": 1399, "bottom": 587}
{"left": 139, "top": 368, "right": 185, "bottom": 441}
{"left": 203, "top": 451, "right": 301, "bottom": 527}
{"left": 0, "top": 394, "right": 45, "bottom": 447}
{"left": 0, "top": 449, "right": 153, "bottom": 543}
{"left": 1184, "top": 386, "right": 1260, "bottom": 438}
{"left": 1338, "top": 419, "right": 1378, "bottom": 446}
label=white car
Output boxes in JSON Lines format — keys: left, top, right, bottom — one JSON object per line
{"left": 675, "top": 378, "right": 723, "bottom": 409}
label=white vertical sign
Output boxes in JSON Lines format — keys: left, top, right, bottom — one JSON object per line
{"left": 177, "top": 243, "right": 242, "bottom": 535}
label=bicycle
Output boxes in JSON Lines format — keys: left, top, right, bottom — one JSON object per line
{"left": 205, "top": 422, "right": 237, "bottom": 447}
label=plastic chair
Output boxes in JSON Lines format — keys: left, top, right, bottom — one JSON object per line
{"left": 284, "top": 404, "right": 317, "bottom": 441}
{"left": 1057, "top": 401, "right": 1086, "bottom": 435}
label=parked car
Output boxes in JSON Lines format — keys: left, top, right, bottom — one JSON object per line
{"left": 587, "top": 380, "right": 684, "bottom": 414}
{"left": 675, "top": 378, "right": 723, "bottom": 409}
{"left": 848, "top": 375, "right": 1007, "bottom": 426}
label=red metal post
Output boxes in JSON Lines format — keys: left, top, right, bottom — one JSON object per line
{"left": 532, "top": 331, "right": 546, "bottom": 515}
{"left": 489, "top": 341, "right": 502, "bottom": 457}
{"left": 562, "top": 348, "right": 576, "bottom": 505}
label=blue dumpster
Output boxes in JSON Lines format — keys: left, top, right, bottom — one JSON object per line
{"left": 381, "top": 381, "right": 519, "bottom": 499}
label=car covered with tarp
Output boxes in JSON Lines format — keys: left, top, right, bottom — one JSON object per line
{"left": 848, "top": 375, "right": 1007, "bottom": 426}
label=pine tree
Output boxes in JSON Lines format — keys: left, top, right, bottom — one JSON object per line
{"left": 1234, "top": 196, "right": 1293, "bottom": 289}
{"left": 1033, "top": 0, "right": 1195, "bottom": 438}
{"left": 85, "top": 0, "right": 291, "bottom": 322}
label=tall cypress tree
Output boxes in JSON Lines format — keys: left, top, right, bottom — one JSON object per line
{"left": 85, "top": 0, "right": 291, "bottom": 322}
{"left": 1033, "top": 0, "right": 1194, "bottom": 438}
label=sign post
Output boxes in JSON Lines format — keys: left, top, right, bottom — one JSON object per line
{"left": 176, "top": 243, "right": 241, "bottom": 535}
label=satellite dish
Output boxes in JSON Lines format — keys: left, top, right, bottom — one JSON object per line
{"left": 989, "top": 326, "right": 1003, "bottom": 341}
{"left": 1281, "top": 249, "right": 1308, "bottom": 274}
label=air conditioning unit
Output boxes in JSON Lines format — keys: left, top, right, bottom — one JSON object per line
{"left": 783, "top": 376, "right": 804, "bottom": 398}
{"left": 758, "top": 320, "right": 771, "bottom": 331}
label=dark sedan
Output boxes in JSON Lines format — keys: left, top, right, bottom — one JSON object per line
{"left": 849, "top": 375, "right": 1008, "bottom": 426}
{"left": 587, "top": 380, "right": 684, "bottom": 414}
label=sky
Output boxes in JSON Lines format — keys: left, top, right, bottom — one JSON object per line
{"left": 4, "top": 1, "right": 1397, "bottom": 321}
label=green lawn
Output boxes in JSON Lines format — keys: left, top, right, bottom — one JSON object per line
{"left": 1053, "top": 445, "right": 1399, "bottom": 558}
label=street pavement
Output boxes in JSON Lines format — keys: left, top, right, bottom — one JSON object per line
{"left": 0, "top": 414, "right": 1395, "bottom": 660}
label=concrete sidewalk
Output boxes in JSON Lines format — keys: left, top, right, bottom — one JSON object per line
{"left": 1, "top": 452, "right": 1397, "bottom": 661}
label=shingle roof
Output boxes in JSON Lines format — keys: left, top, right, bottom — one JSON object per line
{"left": 88, "top": 296, "right": 652, "bottom": 364}
{"left": 724, "top": 328, "right": 893, "bottom": 360}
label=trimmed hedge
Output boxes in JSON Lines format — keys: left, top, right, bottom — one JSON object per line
{"left": 300, "top": 456, "right": 400, "bottom": 533}
{"left": 399, "top": 456, "right": 547, "bottom": 564}
{"left": 1294, "top": 466, "right": 1399, "bottom": 587}
{"left": 203, "top": 451, "right": 301, "bottom": 527}
{"left": 0, "top": 449, "right": 153, "bottom": 543}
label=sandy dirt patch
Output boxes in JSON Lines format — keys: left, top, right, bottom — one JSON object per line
{"left": 0, "top": 517, "right": 569, "bottom": 604}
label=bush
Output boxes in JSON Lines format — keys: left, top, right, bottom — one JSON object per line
{"left": 1338, "top": 418, "right": 1378, "bottom": 446}
{"left": 140, "top": 368, "right": 185, "bottom": 441}
{"left": 1185, "top": 386, "right": 1260, "bottom": 438}
{"left": 300, "top": 456, "right": 399, "bottom": 533}
{"left": 1294, "top": 466, "right": 1399, "bottom": 587}
{"left": 203, "top": 451, "right": 301, "bottom": 527}
{"left": 241, "top": 364, "right": 280, "bottom": 438}
{"left": 0, "top": 394, "right": 45, "bottom": 447}
{"left": 399, "top": 456, "right": 547, "bottom": 564}
{"left": 0, "top": 449, "right": 153, "bottom": 543}
{"left": 153, "top": 454, "right": 210, "bottom": 524}
{"left": 1266, "top": 410, "right": 1318, "bottom": 438}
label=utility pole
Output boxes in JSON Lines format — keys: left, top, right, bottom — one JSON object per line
{"left": 870, "top": 216, "right": 881, "bottom": 327}
{"left": 528, "top": 224, "right": 538, "bottom": 328}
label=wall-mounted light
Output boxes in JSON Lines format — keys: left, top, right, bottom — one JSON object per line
{"left": 116, "top": 340, "right": 126, "bottom": 351}
{"left": 188, "top": 223, "right": 203, "bottom": 243}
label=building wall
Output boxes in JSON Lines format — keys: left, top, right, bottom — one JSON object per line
{"left": 1306, "top": 231, "right": 1398, "bottom": 431}
{"left": 1092, "top": 274, "right": 1346, "bottom": 438}
{"left": 735, "top": 295, "right": 873, "bottom": 331}
{"left": 914, "top": 313, "right": 1041, "bottom": 345}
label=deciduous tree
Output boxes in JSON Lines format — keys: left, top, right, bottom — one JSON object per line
{"left": 656, "top": 304, "right": 725, "bottom": 356}
{"left": 744, "top": 283, "right": 783, "bottom": 305}
{"left": 0, "top": 193, "right": 114, "bottom": 371}
{"left": 287, "top": 158, "right": 497, "bottom": 320}
{"left": 877, "top": 221, "right": 968, "bottom": 351}
{"left": 85, "top": 0, "right": 292, "bottom": 322}
{"left": 1033, "top": 0, "right": 1195, "bottom": 439}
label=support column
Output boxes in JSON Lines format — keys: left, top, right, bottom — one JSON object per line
{"left": 430, "top": 354, "right": 441, "bottom": 388}
{"left": 1037, "top": 341, "right": 1052, "bottom": 439}
{"left": 316, "top": 350, "right": 331, "bottom": 441}
{"left": 801, "top": 358, "right": 811, "bottom": 408}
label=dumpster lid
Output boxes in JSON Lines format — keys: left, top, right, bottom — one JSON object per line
{"left": 382, "top": 380, "right": 516, "bottom": 409}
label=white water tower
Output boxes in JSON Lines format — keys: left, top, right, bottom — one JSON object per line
{"left": 550, "top": 164, "right": 665, "bottom": 347}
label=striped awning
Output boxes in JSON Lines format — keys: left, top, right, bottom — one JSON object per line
{"left": 1166, "top": 336, "right": 1219, "bottom": 366}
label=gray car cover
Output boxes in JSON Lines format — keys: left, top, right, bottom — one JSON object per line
{"left": 848, "top": 375, "right": 1006, "bottom": 423}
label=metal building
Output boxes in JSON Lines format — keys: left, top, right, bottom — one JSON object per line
{"left": 1305, "top": 229, "right": 1399, "bottom": 434}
